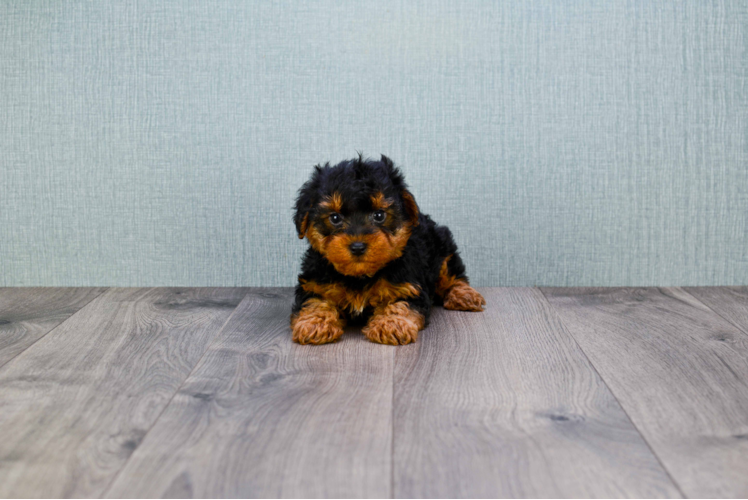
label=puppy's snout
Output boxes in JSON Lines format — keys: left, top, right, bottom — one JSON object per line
{"left": 349, "top": 241, "right": 367, "bottom": 256}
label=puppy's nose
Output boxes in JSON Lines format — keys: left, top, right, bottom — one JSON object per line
{"left": 349, "top": 241, "right": 367, "bottom": 256}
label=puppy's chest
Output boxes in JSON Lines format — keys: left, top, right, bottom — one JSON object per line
{"left": 300, "top": 278, "right": 420, "bottom": 315}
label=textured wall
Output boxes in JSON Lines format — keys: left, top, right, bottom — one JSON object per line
{"left": 1, "top": 1, "right": 747, "bottom": 286}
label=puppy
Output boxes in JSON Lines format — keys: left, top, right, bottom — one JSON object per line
{"left": 291, "top": 155, "right": 485, "bottom": 345}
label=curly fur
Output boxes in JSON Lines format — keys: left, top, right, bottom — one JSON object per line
{"left": 292, "top": 154, "right": 484, "bottom": 345}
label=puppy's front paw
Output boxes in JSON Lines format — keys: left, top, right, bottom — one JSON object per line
{"left": 363, "top": 302, "right": 424, "bottom": 345}
{"left": 443, "top": 281, "right": 486, "bottom": 312}
{"left": 291, "top": 299, "right": 345, "bottom": 345}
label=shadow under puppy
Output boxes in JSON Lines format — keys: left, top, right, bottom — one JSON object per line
{"left": 292, "top": 155, "right": 485, "bottom": 345}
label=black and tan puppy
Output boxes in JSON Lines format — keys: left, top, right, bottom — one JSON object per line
{"left": 291, "top": 155, "right": 485, "bottom": 345}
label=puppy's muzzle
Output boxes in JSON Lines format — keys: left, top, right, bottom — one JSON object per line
{"left": 349, "top": 241, "right": 367, "bottom": 256}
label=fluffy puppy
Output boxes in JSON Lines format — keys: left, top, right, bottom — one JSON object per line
{"left": 291, "top": 155, "right": 485, "bottom": 345}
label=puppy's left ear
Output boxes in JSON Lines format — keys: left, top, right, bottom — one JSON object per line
{"left": 294, "top": 165, "right": 323, "bottom": 239}
{"left": 401, "top": 190, "right": 420, "bottom": 227}
{"left": 381, "top": 155, "right": 419, "bottom": 227}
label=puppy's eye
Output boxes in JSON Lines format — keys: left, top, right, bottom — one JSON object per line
{"left": 372, "top": 210, "right": 386, "bottom": 223}
{"left": 329, "top": 213, "right": 343, "bottom": 225}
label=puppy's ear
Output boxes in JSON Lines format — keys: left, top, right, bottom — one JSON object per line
{"left": 295, "top": 212, "right": 310, "bottom": 239}
{"left": 294, "top": 165, "right": 323, "bottom": 239}
{"left": 381, "top": 156, "right": 418, "bottom": 226}
{"left": 401, "top": 190, "right": 420, "bottom": 227}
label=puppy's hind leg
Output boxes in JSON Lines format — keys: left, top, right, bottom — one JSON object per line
{"left": 435, "top": 252, "right": 486, "bottom": 312}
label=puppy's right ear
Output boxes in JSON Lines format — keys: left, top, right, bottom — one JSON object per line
{"left": 294, "top": 212, "right": 310, "bottom": 239}
{"left": 293, "top": 165, "right": 323, "bottom": 239}
{"left": 401, "top": 189, "right": 420, "bottom": 227}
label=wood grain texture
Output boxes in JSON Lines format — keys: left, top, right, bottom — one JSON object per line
{"left": 105, "top": 289, "right": 394, "bottom": 499}
{"left": 0, "top": 287, "right": 107, "bottom": 367}
{"left": 685, "top": 286, "right": 748, "bottom": 336}
{"left": 393, "top": 287, "right": 680, "bottom": 498}
{"left": 542, "top": 287, "right": 748, "bottom": 498}
{"left": 0, "top": 287, "right": 247, "bottom": 498}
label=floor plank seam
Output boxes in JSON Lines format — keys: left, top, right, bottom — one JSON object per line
{"left": 99, "top": 288, "right": 252, "bottom": 498}
{"left": 0, "top": 287, "right": 109, "bottom": 371}
{"left": 679, "top": 287, "right": 748, "bottom": 339}
{"left": 390, "top": 348, "right": 395, "bottom": 500}
{"left": 536, "top": 287, "right": 688, "bottom": 499}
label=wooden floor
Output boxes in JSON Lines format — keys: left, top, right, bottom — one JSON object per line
{"left": 0, "top": 287, "right": 746, "bottom": 498}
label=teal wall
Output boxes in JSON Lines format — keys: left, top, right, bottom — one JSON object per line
{"left": 2, "top": 1, "right": 746, "bottom": 286}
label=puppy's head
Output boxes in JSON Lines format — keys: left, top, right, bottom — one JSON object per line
{"left": 294, "top": 155, "right": 420, "bottom": 277}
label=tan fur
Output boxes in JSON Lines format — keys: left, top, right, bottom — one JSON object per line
{"left": 363, "top": 301, "right": 425, "bottom": 345}
{"left": 320, "top": 192, "right": 343, "bottom": 213}
{"left": 370, "top": 192, "right": 393, "bottom": 210}
{"left": 435, "top": 254, "right": 457, "bottom": 297}
{"left": 309, "top": 224, "right": 413, "bottom": 277}
{"left": 304, "top": 221, "right": 327, "bottom": 254}
{"left": 301, "top": 278, "right": 420, "bottom": 316}
{"left": 290, "top": 298, "right": 345, "bottom": 345}
{"left": 443, "top": 280, "right": 486, "bottom": 312}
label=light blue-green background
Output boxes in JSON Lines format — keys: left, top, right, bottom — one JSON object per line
{"left": 2, "top": 1, "right": 746, "bottom": 287}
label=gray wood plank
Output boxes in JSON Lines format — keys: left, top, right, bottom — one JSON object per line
{"left": 105, "top": 288, "right": 393, "bottom": 499}
{"left": 685, "top": 286, "right": 748, "bottom": 336}
{"left": 0, "top": 287, "right": 107, "bottom": 367}
{"left": 0, "top": 287, "right": 247, "bottom": 498}
{"left": 393, "top": 287, "right": 680, "bottom": 498}
{"left": 542, "top": 287, "right": 748, "bottom": 498}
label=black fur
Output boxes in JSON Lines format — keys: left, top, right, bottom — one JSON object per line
{"left": 292, "top": 155, "right": 469, "bottom": 325}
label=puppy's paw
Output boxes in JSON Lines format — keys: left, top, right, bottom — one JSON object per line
{"left": 291, "top": 299, "right": 345, "bottom": 345}
{"left": 443, "top": 281, "right": 486, "bottom": 312}
{"left": 363, "top": 302, "right": 424, "bottom": 346}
